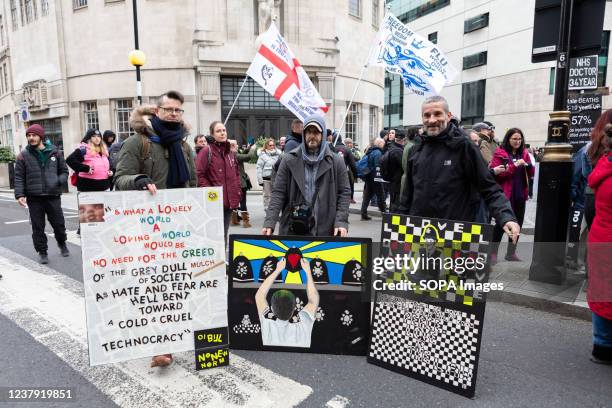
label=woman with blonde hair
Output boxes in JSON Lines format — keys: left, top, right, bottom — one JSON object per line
{"left": 256, "top": 138, "right": 281, "bottom": 208}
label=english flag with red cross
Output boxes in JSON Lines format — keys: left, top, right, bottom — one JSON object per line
{"left": 247, "top": 23, "right": 329, "bottom": 120}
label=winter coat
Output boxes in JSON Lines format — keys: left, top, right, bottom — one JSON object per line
{"left": 335, "top": 143, "right": 358, "bottom": 176}
{"left": 263, "top": 144, "right": 351, "bottom": 236}
{"left": 383, "top": 141, "right": 405, "bottom": 194}
{"left": 236, "top": 147, "right": 256, "bottom": 190}
{"left": 196, "top": 141, "right": 242, "bottom": 209}
{"left": 113, "top": 105, "right": 197, "bottom": 191}
{"left": 257, "top": 148, "right": 281, "bottom": 185}
{"left": 399, "top": 139, "right": 415, "bottom": 200}
{"left": 478, "top": 133, "right": 500, "bottom": 164}
{"left": 66, "top": 143, "right": 111, "bottom": 191}
{"left": 399, "top": 123, "right": 516, "bottom": 226}
{"left": 489, "top": 147, "right": 535, "bottom": 201}
{"left": 14, "top": 142, "right": 68, "bottom": 198}
{"left": 587, "top": 152, "right": 612, "bottom": 320}
{"left": 283, "top": 132, "right": 303, "bottom": 154}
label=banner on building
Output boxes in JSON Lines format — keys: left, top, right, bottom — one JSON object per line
{"left": 228, "top": 235, "right": 371, "bottom": 355}
{"left": 368, "top": 214, "right": 493, "bottom": 398}
{"left": 369, "top": 13, "right": 457, "bottom": 96}
{"left": 247, "top": 23, "right": 329, "bottom": 120}
{"left": 79, "top": 188, "right": 227, "bottom": 366}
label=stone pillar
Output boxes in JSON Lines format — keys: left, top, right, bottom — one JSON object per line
{"left": 198, "top": 67, "right": 222, "bottom": 133}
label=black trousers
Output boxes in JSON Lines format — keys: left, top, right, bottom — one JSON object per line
{"left": 492, "top": 199, "right": 526, "bottom": 256}
{"left": 361, "top": 179, "right": 386, "bottom": 216}
{"left": 26, "top": 196, "right": 67, "bottom": 253}
{"left": 238, "top": 188, "right": 248, "bottom": 212}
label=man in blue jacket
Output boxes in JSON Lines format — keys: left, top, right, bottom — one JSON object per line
{"left": 14, "top": 124, "right": 70, "bottom": 264}
{"left": 361, "top": 137, "right": 387, "bottom": 220}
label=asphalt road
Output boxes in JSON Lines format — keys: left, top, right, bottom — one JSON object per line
{"left": 0, "top": 193, "right": 610, "bottom": 408}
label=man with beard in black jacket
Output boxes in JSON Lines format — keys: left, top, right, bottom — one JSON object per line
{"left": 399, "top": 95, "right": 520, "bottom": 242}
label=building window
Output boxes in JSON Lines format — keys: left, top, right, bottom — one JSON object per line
{"left": 464, "top": 13, "right": 489, "bottom": 34}
{"left": 24, "top": 0, "right": 37, "bottom": 23}
{"left": 73, "top": 0, "right": 87, "bottom": 10}
{"left": 372, "top": 0, "right": 379, "bottom": 27}
{"left": 463, "top": 51, "right": 487, "bottom": 70}
{"left": 114, "top": 99, "right": 134, "bottom": 139}
{"left": 383, "top": 72, "right": 403, "bottom": 128}
{"left": 461, "top": 80, "right": 486, "bottom": 125}
{"left": 428, "top": 31, "right": 438, "bottom": 44}
{"left": 40, "top": 0, "right": 49, "bottom": 16}
{"left": 598, "top": 30, "right": 610, "bottom": 88}
{"left": 2, "top": 63, "right": 9, "bottom": 93}
{"left": 83, "top": 101, "right": 99, "bottom": 132}
{"left": 0, "top": 16, "right": 5, "bottom": 47}
{"left": 549, "top": 67, "right": 556, "bottom": 95}
{"left": 349, "top": 0, "right": 361, "bottom": 18}
{"left": 4, "top": 114, "right": 12, "bottom": 150}
{"left": 369, "top": 106, "right": 378, "bottom": 138}
{"left": 345, "top": 103, "right": 360, "bottom": 140}
{"left": 221, "top": 76, "right": 284, "bottom": 111}
{"left": 0, "top": 66, "right": 4, "bottom": 95}
{"left": 10, "top": 0, "right": 18, "bottom": 30}
{"left": 395, "top": 0, "right": 450, "bottom": 24}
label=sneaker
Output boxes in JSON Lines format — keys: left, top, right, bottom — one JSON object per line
{"left": 350, "top": 199, "right": 357, "bottom": 204}
{"left": 361, "top": 215, "right": 372, "bottom": 221}
{"left": 505, "top": 254, "right": 522, "bottom": 262}
{"left": 591, "top": 345, "right": 612, "bottom": 365}
{"left": 59, "top": 244, "right": 70, "bottom": 257}
{"left": 150, "top": 353, "right": 173, "bottom": 368}
{"left": 38, "top": 252, "right": 49, "bottom": 264}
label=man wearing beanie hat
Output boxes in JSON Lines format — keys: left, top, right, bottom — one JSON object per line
{"left": 14, "top": 124, "right": 70, "bottom": 264}
{"left": 262, "top": 114, "right": 350, "bottom": 237}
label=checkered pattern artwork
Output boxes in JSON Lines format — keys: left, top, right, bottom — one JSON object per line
{"left": 369, "top": 294, "right": 480, "bottom": 396}
{"left": 380, "top": 214, "right": 493, "bottom": 307}
{"left": 369, "top": 214, "right": 493, "bottom": 398}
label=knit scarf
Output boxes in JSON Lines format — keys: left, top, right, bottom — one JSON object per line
{"left": 27, "top": 139, "right": 54, "bottom": 167}
{"left": 150, "top": 116, "right": 190, "bottom": 188}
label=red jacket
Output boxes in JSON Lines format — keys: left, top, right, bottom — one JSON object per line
{"left": 489, "top": 148, "right": 535, "bottom": 201}
{"left": 196, "top": 141, "right": 242, "bottom": 209}
{"left": 587, "top": 152, "right": 612, "bottom": 319}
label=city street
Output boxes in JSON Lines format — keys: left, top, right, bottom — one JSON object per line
{"left": 0, "top": 191, "right": 610, "bottom": 408}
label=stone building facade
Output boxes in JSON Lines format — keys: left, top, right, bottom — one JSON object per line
{"left": 0, "top": 0, "right": 385, "bottom": 154}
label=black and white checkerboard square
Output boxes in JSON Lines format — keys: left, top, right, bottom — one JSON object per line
{"left": 369, "top": 294, "right": 480, "bottom": 394}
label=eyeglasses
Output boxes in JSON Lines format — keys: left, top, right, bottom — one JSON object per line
{"left": 160, "top": 107, "right": 185, "bottom": 114}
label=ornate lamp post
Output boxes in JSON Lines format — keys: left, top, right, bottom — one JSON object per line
{"left": 129, "top": 0, "right": 145, "bottom": 105}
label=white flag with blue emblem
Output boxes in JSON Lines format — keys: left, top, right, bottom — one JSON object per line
{"left": 369, "top": 13, "right": 457, "bottom": 96}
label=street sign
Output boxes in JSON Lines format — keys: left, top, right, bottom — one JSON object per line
{"left": 568, "top": 55, "right": 598, "bottom": 90}
{"left": 531, "top": 0, "right": 605, "bottom": 63}
{"left": 567, "top": 93, "right": 602, "bottom": 152}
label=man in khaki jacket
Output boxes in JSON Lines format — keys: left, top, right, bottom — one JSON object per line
{"left": 473, "top": 122, "right": 499, "bottom": 164}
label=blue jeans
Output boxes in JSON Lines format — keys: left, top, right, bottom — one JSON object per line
{"left": 593, "top": 313, "right": 612, "bottom": 347}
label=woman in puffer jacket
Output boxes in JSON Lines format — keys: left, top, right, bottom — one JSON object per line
{"left": 256, "top": 138, "right": 281, "bottom": 208}
{"left": 489, "top": 127, "right": 535, "bottom": 263}
{"left": 67, "top": 128, "right": 113, "bottom": 192}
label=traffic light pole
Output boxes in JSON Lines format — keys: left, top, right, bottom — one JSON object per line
{"left": 528, "top": 0, "right": 574, "bottom": 284}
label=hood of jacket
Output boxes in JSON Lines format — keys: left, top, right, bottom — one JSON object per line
{"left": 129, "top": 105, "right": 191, "bottom": 136}
{"left": 589, "top": 152, "right": 612, "bottom": 190}
{"left": 300, "top": 114, "right": 329, "bottom": 164}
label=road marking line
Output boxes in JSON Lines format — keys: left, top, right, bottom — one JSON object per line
{"left": 326, "top": 395, "right": 351, "bottom": 408}
{"left": 0, "top": 248, "right": 312, "bottom": 407}
{"left": 4, "top": 219, "right": 30, "bottom": 224}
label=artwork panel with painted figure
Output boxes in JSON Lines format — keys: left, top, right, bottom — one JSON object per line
{"left": 79, "top": 188, "right": 228, "bottom": 366}
{"left": 368, "top": 214, "right": 493, "bottom": 398}
{"left": 369, "top": 12, "right": 458, "bottom": 96}
{"left": 229, "top": 235, "right": 371, "bottom": 355}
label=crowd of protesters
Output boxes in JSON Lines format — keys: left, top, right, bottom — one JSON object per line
{"left": 12, "top": 89, "right": 611, "bottom": 367}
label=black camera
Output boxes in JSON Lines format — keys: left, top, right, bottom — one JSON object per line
{"left": 289, "top": 204, "right": 314, "bottom": 234}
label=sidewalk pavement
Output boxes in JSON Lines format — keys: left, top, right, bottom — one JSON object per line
{"left": 0, "top": 183, "right": 589, "bottom": 322}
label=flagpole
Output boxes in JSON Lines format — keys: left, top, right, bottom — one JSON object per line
{"left": 333, "top": 6, "right": 388, "bottom": 147}
{"left": 223, "top": 75, "right": 249, "bottom": 126}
